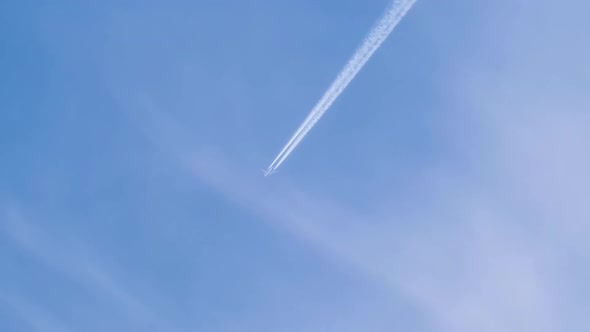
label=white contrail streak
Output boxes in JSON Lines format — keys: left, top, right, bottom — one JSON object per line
{"left": 266, "top": 0, "right": 417, "bottom": 174}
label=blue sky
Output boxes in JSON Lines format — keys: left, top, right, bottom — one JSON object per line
{"left": 1, "top": 0, "right": 589, "bottom": 331}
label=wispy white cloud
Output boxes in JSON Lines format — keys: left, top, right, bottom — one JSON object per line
{"left": 0, "top": 295, "right": 72, "bottom": 332}
{"left": 136, "top": 1, "right": 590, "bottom": 331}
{"left": 1, "top": 205, "right": 182, "bottom": 332}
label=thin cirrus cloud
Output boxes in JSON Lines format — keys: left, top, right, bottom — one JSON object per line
{"left": 2, "top": 0, "right": 588, "bottom": 331}
{"left": 140, "top": 0, "right": 590, "bottom": 331}
{"left": 0, "top": 207, "right": 180, "bottom": 332}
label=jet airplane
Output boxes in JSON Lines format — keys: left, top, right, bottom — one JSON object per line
{"left": 261, "top": 168, "right": 277, "bottom": 177}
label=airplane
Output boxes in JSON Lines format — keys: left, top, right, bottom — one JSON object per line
{"left": 261, "top": 168, "right": 277, "bottom": 177}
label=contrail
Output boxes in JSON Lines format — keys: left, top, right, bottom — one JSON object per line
{"left": 265, "top": 0, "right": 417, "bottom": 174}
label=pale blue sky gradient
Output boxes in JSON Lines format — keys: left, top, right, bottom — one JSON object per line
{"left": 1, "top": 1, "right": 589, "bottom": 331}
